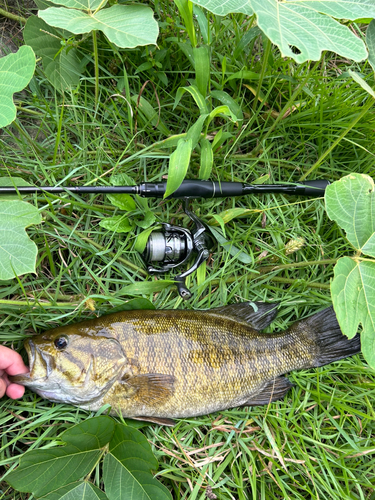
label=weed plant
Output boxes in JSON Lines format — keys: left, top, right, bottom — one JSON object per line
{"left": 1, "top": 3, "right": 375, "bottom": 499}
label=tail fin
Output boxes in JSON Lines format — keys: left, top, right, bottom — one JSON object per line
{"left": 301, "top": 306, "right": 361, "bottom": 367}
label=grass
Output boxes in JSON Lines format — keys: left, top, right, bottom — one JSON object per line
{"left": 1, "top": 2, "right": 375, "bottom": 499}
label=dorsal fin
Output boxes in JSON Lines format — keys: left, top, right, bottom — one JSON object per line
{"left": 211, "top": 301, "right": 279, "bottom": 330}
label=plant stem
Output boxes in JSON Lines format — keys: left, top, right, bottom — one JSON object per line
{"left": 265, "top": 277, "right": 330, "bottom": 289}
{"left": 16, "top": 106, "right": 45, "bottom": 117}
{"left": 92, "top": 30, "right": 99, "bottom": 106}
{"left": 259, "top": 259, "right": 338, "bottom": 273}
{"left": 0, "top": 7, "right": 26, "bottom": 24}
{"left": 0, "top": 299, "right": 80, "bottom": 308}
{"left": 93, "top": 0, "right": 107, "bottom": 15}
{"left": 299, "top": 96, "right": 375, "bottom": 181}
{"left": 53, "top": 99, "right": 65, "bottom": 165}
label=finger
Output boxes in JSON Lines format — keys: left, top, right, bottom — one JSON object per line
{"left": 0, "top": 347, "right": 29, "bottom": 375}
{"left": 0, "top": 378, "right": 6, "bottom": 398}
{"left": 6, "top": 383, "right": 26, "bottom": 399}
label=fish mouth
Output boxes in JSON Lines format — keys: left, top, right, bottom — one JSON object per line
{"left": 10, "top": 340, "right": 51, "bottom": 386}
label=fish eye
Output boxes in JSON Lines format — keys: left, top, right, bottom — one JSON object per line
{"left": 54, "top": 336, "right": 68, "bottom": 350}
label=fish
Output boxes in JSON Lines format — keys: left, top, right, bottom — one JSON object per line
{"left": 11, "top": 302, "right": 360, "bottom": 426}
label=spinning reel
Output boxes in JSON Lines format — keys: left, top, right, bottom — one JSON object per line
{"left": 142, "top": 199, "right": 215, "bottom": 299}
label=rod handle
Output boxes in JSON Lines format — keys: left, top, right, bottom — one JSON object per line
{"left": 140, "top": 181, "right": 244, "bottom": 198}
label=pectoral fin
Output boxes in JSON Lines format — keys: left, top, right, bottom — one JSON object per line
{"left": 242, "top": 376, "right": 293, "bottom": 406}
{"left": 121, "top": 373, "right": 175, "bottom": 405}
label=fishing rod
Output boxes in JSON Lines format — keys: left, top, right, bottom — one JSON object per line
{"left": 1, "top": 178, "right": 329, "bottom": 299}
{"left": 0, "top": 179, "right": 329, "bottom": 198}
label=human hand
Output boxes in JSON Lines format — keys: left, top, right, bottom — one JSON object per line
{"left": 0, "top": 346, "right": 29, "bottom": 399}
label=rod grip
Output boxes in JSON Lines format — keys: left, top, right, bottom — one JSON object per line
{"left": 141, "top": 181, "right": 245, "bottom": 198}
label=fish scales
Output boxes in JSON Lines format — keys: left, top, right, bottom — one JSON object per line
{"left": 10, "top": 303, "right": 361, "bottom": 424}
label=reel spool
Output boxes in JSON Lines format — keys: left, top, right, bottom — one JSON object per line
{"left": 141, "top": 200, "right": 215, "bottom": 300}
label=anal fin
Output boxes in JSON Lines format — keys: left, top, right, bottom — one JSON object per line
{"left": 242, "top": 376, "right": 293, "bottom": 406}
{"left": 132, "top": 416, "right": 176, "bottom": 426}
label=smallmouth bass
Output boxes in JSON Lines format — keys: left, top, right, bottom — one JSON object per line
{"left": 12, "top": 302, "right": 360, "bottom": 425}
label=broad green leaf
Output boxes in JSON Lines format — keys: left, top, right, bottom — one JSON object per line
{"left": 134, "top": 226, "right": 161, "bottom": 253}
{"left": 176, "top": 41, "right": 195, "bottom": 67}
{"left": 186, "top": 113, "right": 208, "bottom": 148}
{"left": 34, "top": 0, "right": 57, "bottom": 9}
{"left": 196, "top": 260, "right": 206, "bottom": 288}
{"left": 207, "top": 104, "right": 238, "bottom": 127}
{"left": 174, "top": 0, "right": 196, "bottom": 46}
{"left": 199, "top": 138, "right": 213, "bottom": 180}
{"left": 226, "top": 70, "right": 260, "bottom": 82}
{"left": 191, "top": 0, "right": 253, "bottom": 15}
{"left": 174, "top": 85, "right": 209, "bottom": 115}
{"left": 233, "top": 26, "right": 262, "bottom": 59}
{"left": 135, "top": 61, "right": 154, "bottom": 74}
{"left": 348, "top": 69, "right": 375, "bottom": 98}
{"left": 211, "top": 90, "right": 243, "bottom": 122}
{"left": 156, "top": 133, "right": 188, "bottom": 149}
{"left": 23, "top": 16, "right": 81, "bottom": 92}
{"left": 367, "top": 20, "right": 375, "bottom": 72}
{"left": 193, "top": 5, "right": 210, "bottom": 44}
{"left": 120, "top": 280, "right": 174, "bottom": 295}
{"left": 331, "top": 257, "right": 374, "bottom": 367}
{"left": 110, "top": 172, "right": 150, "bottom": 211}
{"left": 6, "top": 417, "right": 115, "bottom": 498}
{"left": 212, "top": 131, "right": 233, "bottom": 151}
{"left": 104, "top": 298, "right": 155, "bottom": 315}
{"left": 42, "top": 481, "right": 109, "bottom": 500}
{"left": 0, "top": 201, "right": 42, "bottom": 280}
{"left": 111, "top": 173, "right": 136, "bottom": 187}
{"left": 208, "top": 207, "right": 257, "bottom": 225}
{"left": 39, "top": 4, "right": 159, "bottom": 49}
{"left": 0, "top": 46, "right": 36, "bottom": 128}
{"left": 190, "top": 0, "right": 374, "bottom": 63}
{"left": 164, "top": 139, "right": 192, "bottom": 198}
{"left": 211, "top": 214, "right": 226, "bottom": 237}
{"left": 107, "top": 195, "right": 136, "bottom": 211}
{"left": 209, "top": 226, "right": 253, "bottom": 264}
{"left": 193, "top": 45, "right": 210, "bottom": 98}
{"left": 253, "top": 173, "right": 270, "bottom": 184}
{"left": 0, "top": 177, "right": 31, "bottom": 201}
{"left": 99, "top": 215, "right": 133, "bottom": 233}
{"left": 6, "top": 417, "right": 170, "bottom": 500}
{"left": 107, "top": 177, "right": 136, "bottom": 211}
{"left": 107, "top": 173, "right": 136, "bottom": 212}
{"left": 134, "top": 211, "right": 156, "bottom": 229}
{"left": 211, "top": 128, "right": 222, "bottom": 150}
{"left": 103, "top": 424, "right": 172, "bottom": 500}
{"left": 41, "top": 0, "right": 104, "bottom": 10}
{"left": 325, "top": 174, "right": 375, "bottom": 257}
